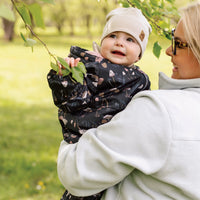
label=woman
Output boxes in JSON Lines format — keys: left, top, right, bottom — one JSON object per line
{"left": 57, "top": 2, "right": 200, "bottom": 199}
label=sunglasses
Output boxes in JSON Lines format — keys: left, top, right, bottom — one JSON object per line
{"left": 171, "top": 28, "right": 189, "bottom": 55}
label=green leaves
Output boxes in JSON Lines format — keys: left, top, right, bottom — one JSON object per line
{"left": 57, "top": 57, "right": 70, "bottom": 77}
{"left": 16, "top": 2, "right": 45, "bottom": 28}
{"left": 39, "top": 0, "right": 55, "bottom": 4}
{"left": 24, "top": 38, "right": 37, "bottom": 47}
{"left": 51, "top": 58, "right": 86, "bottom": 84}
{"left": 71, "top": 66, "right": 84, "bottom": 84}
{"left": 57, "top": 57, "right": 70, "bottom": 71}
{"left": 153, "top": 41, "right": 162, "bottom": 58}
{"left": 17, "top": 3, "right": 32, "bottom": 25}
{"left": 20, "top": 32, "right": 37, "bottom": 52}
{"left": 15, "top": 1, "right": 45, "bottom": 50}
{"left": 0, "top": 4, "right": 15, "bottom": 21}
{"left": 28, "top": 3, "right": 45, "bottom": 28}
{"left": 50, "top": 62, "right": 59, "bottom": 72}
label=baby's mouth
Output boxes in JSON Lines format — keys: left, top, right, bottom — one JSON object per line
{"left": 112, "top": 50, "right": 125, "bottom": 56}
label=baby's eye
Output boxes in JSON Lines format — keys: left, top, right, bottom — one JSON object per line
{"left": 109, "top": 34, "right": 116, "bottom": 38}
{"left": 127, "top": 37, "right": 134, "bottom": 42}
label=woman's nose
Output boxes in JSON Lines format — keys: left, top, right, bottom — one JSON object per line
{"left": 166, "top": 45, "right": 172, "bottom": 56}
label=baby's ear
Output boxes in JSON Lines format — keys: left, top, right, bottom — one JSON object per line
{"left": 134, "top": 56, "right": 140, "bottom": 63}
{"left": 135, "top": 52, "right": 142, "bottom": 63}
{"left": 92, "top": 42, "right": 101, "bottom": 54}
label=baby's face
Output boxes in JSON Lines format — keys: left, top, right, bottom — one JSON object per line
{"left": 100, "top": 31, "right": 141, "bottom": 66}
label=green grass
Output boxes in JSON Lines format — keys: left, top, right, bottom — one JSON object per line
{"left": 0, "top": 37, "right": 64, "bottom": 199}
{"left": 0, "top": 30, "right": 171, "bottom": 200}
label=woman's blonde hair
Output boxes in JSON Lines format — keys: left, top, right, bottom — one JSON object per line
{"left": 181, "top": 1, "right": 200, "bottom": 64}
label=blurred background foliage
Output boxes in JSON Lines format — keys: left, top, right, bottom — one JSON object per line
{"left": 0, "top": 0, "right": 195, "bottom": 56}
{"left": 0, "top": 0, "right": 118, "bottom": 41}
{"left": 0, "top": 0, "right": 194, "bottom": 41}
{"left": 0, "top": 0, "right": 195, "bottom": 200}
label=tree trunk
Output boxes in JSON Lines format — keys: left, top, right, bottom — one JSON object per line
{"left": 86, "top": 14, "right": 91, "bottom": 37}
{"left": 69, "top": 20, "right": 74, "bottom": 36}
{"left": 2, "top": 18, "right": 15, "bottom": 41}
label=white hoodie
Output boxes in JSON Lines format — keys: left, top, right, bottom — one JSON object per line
{"left": 57, "top": 72, "right": 200, "bottom": 200}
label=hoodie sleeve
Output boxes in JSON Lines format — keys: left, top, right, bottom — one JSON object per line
{"left": 57, "top": 91, "right": 172, "bottom": 196}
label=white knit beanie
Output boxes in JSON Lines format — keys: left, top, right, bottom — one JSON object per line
{"left": 101, "top": 7, "right": 152, "bottom": 58}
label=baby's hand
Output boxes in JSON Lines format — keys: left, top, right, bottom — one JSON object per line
{"left": 64, "top": 57, "right": 81, "bottom": 68}
{"left": 58, "top": 57, "right": 81, "bottom": 76}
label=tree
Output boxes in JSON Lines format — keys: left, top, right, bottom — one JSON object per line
{"left": 47, "top": 0, "right": 70, "bottom": 34}
{"left": 0, "top": 0, "right": 193, "bottom": 79}
{"left": 90, "top": 0, "right": 118, "bottom": 36}
{"left": 0, "top": 2, "right": 15, "bottom": 41}
{"left": 60, "top": 0, "right": 80, "bottom": 36}
{"left": 2, "top": 17, "right": 15, "bottom": 41}
{"left": 0, "top": 0, "right": 46, "bottom": 41}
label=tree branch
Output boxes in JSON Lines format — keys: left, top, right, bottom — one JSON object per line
{"left": 126, "top": 0, "right": 170, "bottom": 36}
{"left": 11, "top": 0, "right": 58, "bottom": 64}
